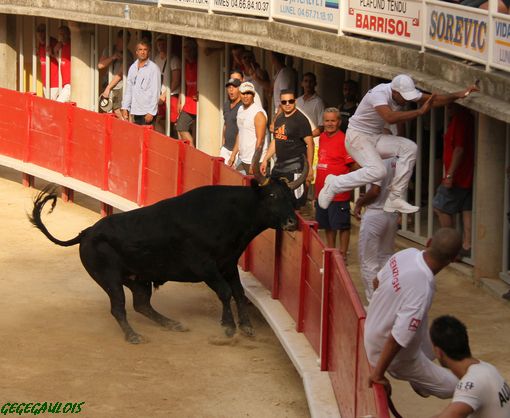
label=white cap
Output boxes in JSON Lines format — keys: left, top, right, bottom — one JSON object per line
{"left": 391, "top": 74, "right": 421, "bottom": 101}
{"left": 239, "top": 81, "right": 256, "bottom": 94}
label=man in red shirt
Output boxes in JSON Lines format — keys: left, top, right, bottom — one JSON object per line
{"left": 432, "top": 104, "right": 474, "bottom": 258}
{"left": 176, "top": 38, "right": 198, "bottom": 146}
{"left": 315, "top": 107, "right": 356, "bottom": 259}
{"left": 54, "top": 25, "right": 71, "bottom": 102}
{"left": 36, "top": 24, "right": 59, "bottom": 100}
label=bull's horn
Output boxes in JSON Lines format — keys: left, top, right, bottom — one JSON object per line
{"left": 251, "top": 146, "right": 269, "bottom": 186}
{"left": 287, "top": 158, "right": 309, "bottom": 190}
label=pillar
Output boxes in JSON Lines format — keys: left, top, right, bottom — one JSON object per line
{"left": 69, "top": 21, "right": 95, "bottom": 110}
{"left": 0, "top": 14, "right": 17, "bottom": 90}
{"left": 474, "top": 114, "right": 506, "bottom": 280}
{"left": 197, "top": 41, "right": 222, "bottom": 155}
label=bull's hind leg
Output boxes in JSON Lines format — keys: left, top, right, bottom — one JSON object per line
{"left": 125, "top": 280, "right": 188, "bottom": 332}
{"left": 225, "top": 264, "right": 254, "bottom": 337}
{"left": 80, "top": 241, "right": 144, "bottom": 344}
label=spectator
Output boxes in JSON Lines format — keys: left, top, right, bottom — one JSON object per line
{"left": 176, "top": 38, "right": 198, "bottom": 145}
{"left": 230, "top": 44, "right": 246, "bottom": 73}
{"left": 338, "top": 79, "right": 359, "bottom": 133}
{"left": 121, "top": 40, "right": 161, "bottom": 126}
{"left": 53, "top": 25, "right": 71, "bottom": 103}
{"left": 318, "top": 74, "right": 479, "bottom": 214}
{"left": 461, "top": 0, "right": 509, "bottom": 13}
{"left": 315, "top": 108, "right": 355, "bottom": 259}
{"left": 433, "top": 104, "right": 474, "bottom": 259}
{"left": 365, "top": 228, "right": 462, "bottom": 398}
{"left": 228, "top": 69, "right": 263, "bottom": 109}
{"left": 36, "top": 24, "right": 58, "bottom": 100}
{"left": 98, "top": 30, "right": 133, "bottom": 120}
{"left": 430, "top": 315, "right": 510, "bottom": 418}
{"left": 271, "top": 52, "right": 295, "bottom": 113}
{"left": 296, "top": 72, "right": 324, "bottom": 138}
{"left": 261, "top": 89, "right": 314, "bottom": 208}
{"left": 354, "top": 157, "right": 398, "bottom": 302}
{"left": 220, "top": 77, "right": 242, "bottom": 165}
{"left": 154, "top": 34, "right": 181, "bottom": 136}
{"left": 242, "top": 50, "right": 270, "bottom": 112}
{"left": 228, "top": 82, "right": 267, "bottom": 174}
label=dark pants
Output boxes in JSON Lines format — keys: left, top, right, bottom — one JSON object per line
{"left": 133, "top": 114, "right": 156, "bottom": 126}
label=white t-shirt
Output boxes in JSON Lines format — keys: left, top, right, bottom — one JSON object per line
{"left": 154, "top": 54, "right": 181, "bottom": 95}
{"left": 297, "top": 93, "right": 325, "bottom": 134}
{"left": 367, "top": 158, "right": 397, "bottom": 210}
{"left": 365, "top": 248, "right": 435, "bottom": 366}
{"left": 237, "top": 103, "right": 268, "bottom": 164}
{"left": 273, "top": 66, "right": 295, "bottom": 112}
{"left": 348, "top": 83, "right": 422, "bottom": 135}
{"left": 452, "top": 361, "right": 510, "bottom": 418}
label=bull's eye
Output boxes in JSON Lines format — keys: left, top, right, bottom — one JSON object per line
{"left": 269, "top": 193, "right": 276, "bottom": 198}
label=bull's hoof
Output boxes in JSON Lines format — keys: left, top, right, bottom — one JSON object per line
{"left": 126, "top": 332, "right": 147, "bottom": 344}
{"left": 167, "top": 321, "right": 189, "bottom": 332}
{"left": 240, "top": 324, "right": 255, "bottom": 337}
{"left": 224, "top": 325, "right": 236, "bottom": 338}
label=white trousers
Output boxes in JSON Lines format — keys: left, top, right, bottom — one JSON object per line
{"left": 388, "top": 350, "right": 458, "bottom": 399}
{"left": 358, "top": 209, "right": 398, "bottom": 301}
{"left": 45, "top": 84, "right": 71, "bottom": 103}
{"left": 329, "top": 129, "right": 418, "bottom": 198}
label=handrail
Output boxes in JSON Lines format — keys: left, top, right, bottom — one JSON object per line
{"left": 0, "top": 87, "right": 389, "bottom": 417}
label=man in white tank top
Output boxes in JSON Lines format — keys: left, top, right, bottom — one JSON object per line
{"left": 365, "top": 228, "right": 462, "bottom": 399}
{"left": 229, "top": 82, "right": 267, "bottom": 174}
{"left": 430, "top": 315, "right": 510, "bottom": 418}
{"left": 318, "top": 75, "right": 479, "bottom": 214}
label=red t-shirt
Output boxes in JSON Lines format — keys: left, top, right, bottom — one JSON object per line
{"left": 38, "top": 39, "right": 59, "bottom": 88}
{"left": 59, "top": 42, "right": 71, "bottom": 86}
{"left": 443, "top": 109, "right": 474, "bottom": 189}
{"left": 315, "top": 129, "right": 354, "bottom": 201}
{"left": 182, "top": 60, "right": 197, "bottom": 115}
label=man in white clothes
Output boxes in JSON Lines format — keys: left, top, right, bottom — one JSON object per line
{"left": 354, "top": 157, "right": 398, "bottom": 302}
{"left": 296, "top": 72, "right": 324, "bottom": 138}
{"left": 365, "top": 228, "right": 462, "bottom": 399}
{"left": 430, "top": 315, "right": 510, "bottom": 418}
{"left": 228, "top": 82, "right": 267, "bottom": 174}
{"left": 318, "top": 74, "right": 479, "bottom": 214}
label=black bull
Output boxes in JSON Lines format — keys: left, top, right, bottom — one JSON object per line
{"left": 29, "top": 161, "right": 307, "bottom": 343}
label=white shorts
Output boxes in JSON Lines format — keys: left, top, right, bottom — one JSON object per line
{"left": 56, "top": 84, "right": 71, "bottom": 103}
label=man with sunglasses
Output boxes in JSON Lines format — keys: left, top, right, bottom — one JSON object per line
{"left": 261, "top": 89, "right": 314, "bottom": 208}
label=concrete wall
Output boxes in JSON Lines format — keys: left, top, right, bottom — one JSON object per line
{"left": 0, "top": 14, "right": 17, "bottom": 90}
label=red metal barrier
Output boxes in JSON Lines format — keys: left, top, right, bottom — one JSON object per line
{"left": 0, "top": 89, "right": 28, "bottom": 159}
{"left": 108, "top": 118, "right": 144, "bottom": 202}
{"left": 0, "top": 89, "right": 390, "bottom": 418}
{"left": 68, "top": 108, "right": 109, "bottom": 189}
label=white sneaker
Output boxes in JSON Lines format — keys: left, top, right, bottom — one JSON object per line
{"left": 318, "top": 175, "right": 336, "bottom": 209}
{"left": 383, "top": 197, "right": 419, "bottom": 214}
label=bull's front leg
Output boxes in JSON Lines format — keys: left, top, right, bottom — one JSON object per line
{"left": 203, "top": 266, "right": 236, "bottom": 337}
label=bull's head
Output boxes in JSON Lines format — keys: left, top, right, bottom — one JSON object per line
{"left": 250, "top": 147, "right": 308, "bottom": 231}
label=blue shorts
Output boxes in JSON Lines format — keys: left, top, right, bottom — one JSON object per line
{"left": 432, "top": 185, "right": 472, "bottom": 215}
{"left": 315, "top": 200, "right": 351, "bottom": 231}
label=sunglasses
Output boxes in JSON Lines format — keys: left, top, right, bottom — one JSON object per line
{"left": 241, "top": 92, "right": 254, "bottom": 95}
{"left": 281, "top": 99, "right": 296, "bottom": 105}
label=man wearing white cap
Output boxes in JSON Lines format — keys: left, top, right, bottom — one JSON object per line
{"left": 228, "top": 81, "right": 267, "bottom": 174}
{"left": 318, "top": 74, "right": 479, "bottom": 214}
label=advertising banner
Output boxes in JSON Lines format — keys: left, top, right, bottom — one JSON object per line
{"left": 492, "top": 17, "right": 510, "bottom": 71}
{"left": 343, "top": 0, "right": 422, "bottom": 45}
{"left": 211, "top": 0, "right": 270, "bottom": 17}
{"left": 160, "top": 0, "right": 209, "bottom": 10}
{"left": 426, "top": 3, "right": 488, "bottom": 63}
{"left": 273, "top": 0, "right": 340, "bottom": 30}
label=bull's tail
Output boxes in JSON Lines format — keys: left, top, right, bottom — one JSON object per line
{"left": 28, "top": 185, "right": 86, "bottom": 247}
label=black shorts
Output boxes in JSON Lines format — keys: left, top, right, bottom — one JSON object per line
{"left": 432, "top": 185, "right": 472, "bottom": 214}
{"left": 175, "top": 111, "right": 196, "bottom": 132}
{"left": 315, "top": 200, "right": 351, "bottom": 231}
